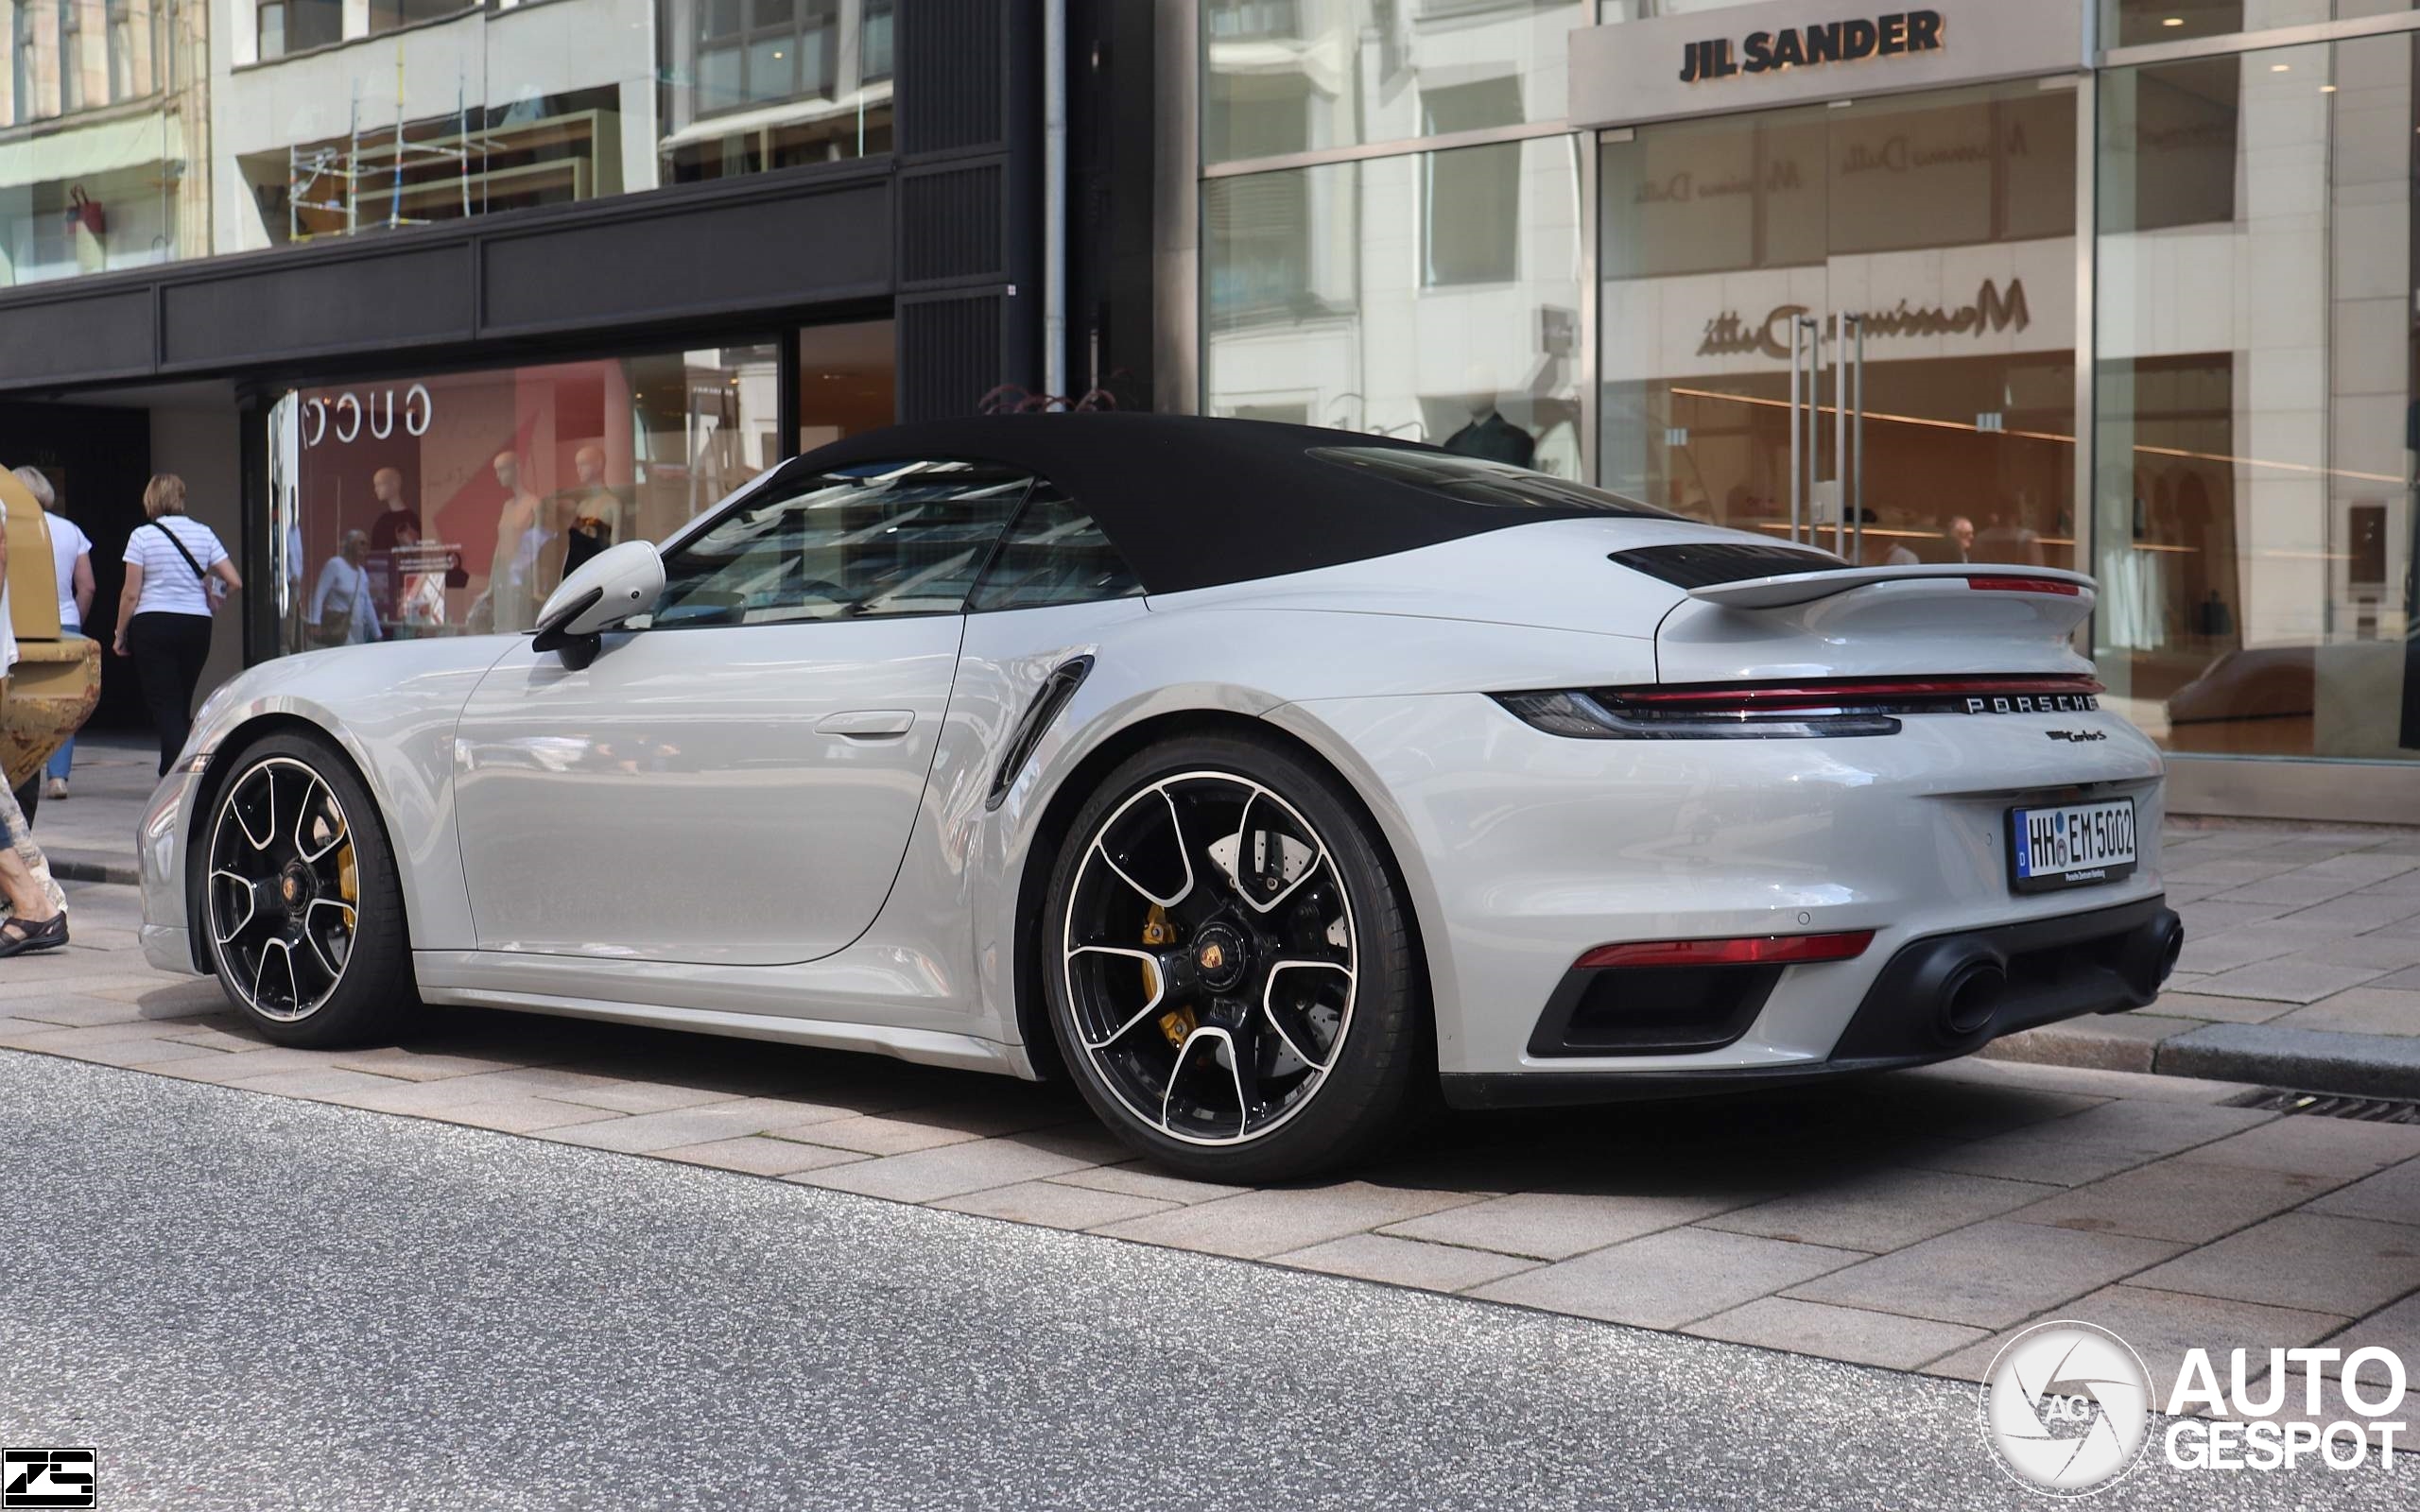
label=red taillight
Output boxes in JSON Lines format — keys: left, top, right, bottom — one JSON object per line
{"left": 1966, "top": 576, "right": 2082, "bottom": 596}
{"left": 1615, "top": 675, "right": 2103, "bottom": 711}
{"left": 1574, "top": 932, "right": 1876, "bottom": 971}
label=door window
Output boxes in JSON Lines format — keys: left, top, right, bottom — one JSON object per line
{"left": 643, "top": 459, "right": 1032, "bottom": 628}
{"left": 967, "top": 482, "right": 1145, "bottom": 611}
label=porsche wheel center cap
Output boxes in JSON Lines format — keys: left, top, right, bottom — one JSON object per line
{"left": 1192, "top": 923, "right": 1249, "bottom": 991}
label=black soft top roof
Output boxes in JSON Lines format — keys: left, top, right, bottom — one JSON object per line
{"left": 785, "top": 413, "right": 1649, "bottom": 595}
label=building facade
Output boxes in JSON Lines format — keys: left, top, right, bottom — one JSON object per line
{"left": 4, "top": 2, "right": 2413, "bottom": 827}
{"left": 1167, "top": 0, "right": 2420, "bottom": 824}
{"left": 0, "top": 0, "right": 1167, "bottom": 729}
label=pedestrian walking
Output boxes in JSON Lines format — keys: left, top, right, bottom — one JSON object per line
{"left": 0, "top": 474, "right": 66, "bottom": 954}
{"left": 14, "top": 467, "right": 94, "bottom": 799}
{"left": 307, "top": 529, "right": 382, "bottom": 646}
{"left": 113, "top": 473, "right": 241, "bottom": 777}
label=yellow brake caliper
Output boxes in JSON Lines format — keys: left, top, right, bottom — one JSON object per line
{"left": 1142, "top": 904, "right": 1196, "bottom": 1048}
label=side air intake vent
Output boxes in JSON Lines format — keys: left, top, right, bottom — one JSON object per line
{"left": 987, "top": 656, "right": 1094, "bottom": 811}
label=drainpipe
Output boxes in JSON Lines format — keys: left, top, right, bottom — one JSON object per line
{"left": 1044, "top": 0, "right": 1068, "bottom": 404}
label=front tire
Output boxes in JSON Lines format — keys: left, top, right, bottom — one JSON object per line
{"left": 200, "top": 731, "right": 416, "bottom": 1047}
{"left": 1043, "top": 731, "right": 1425, "bottom": 1183}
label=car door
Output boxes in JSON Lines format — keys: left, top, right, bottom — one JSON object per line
{"left": 452, "top": 458, "right": 1036, "bottom": 967}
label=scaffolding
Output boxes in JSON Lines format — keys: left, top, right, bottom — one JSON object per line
{"left": 285, "top": 53, "right": 501, "bottom": 242}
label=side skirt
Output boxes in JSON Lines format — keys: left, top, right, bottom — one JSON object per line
{"left": 413, "top": 955, "right": 1040, "bottom": 1079}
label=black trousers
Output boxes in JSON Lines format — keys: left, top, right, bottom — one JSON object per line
{"left": 126, "top": 611, "right": 215, "bottom": 776}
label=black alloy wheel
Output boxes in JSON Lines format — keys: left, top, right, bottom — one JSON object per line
{"left": 1044, "top": 731, "right": 1425, "bottom": 1182}
{"left": 202, "top": 732, "right": 415, "bottom": 1046}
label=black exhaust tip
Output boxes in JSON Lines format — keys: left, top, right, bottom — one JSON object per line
{"left": 2156, "top": 915, "right": 2185, "bottom": 984}
{"left": 1939, "top": 958, "right": 2008, "bottom": 1039}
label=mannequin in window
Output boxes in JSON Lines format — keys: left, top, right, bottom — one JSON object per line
{"left": 366, "top": 467, "right": 419, "bottom": 554}
{"left": 1443, "top": 372, "right": 1535, "bottom": 469}
{"left": 485, "top": 450, "right": 544, "bottom": 633}
{"left": 559, "top": 443, "right": 632, "bottom": 577}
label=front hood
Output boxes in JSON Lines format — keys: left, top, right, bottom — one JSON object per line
{"left": 1145, "top": 517, "right": 1804, "bottom": 640}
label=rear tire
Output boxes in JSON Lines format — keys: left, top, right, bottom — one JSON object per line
{"left": 1042, "top": 730, "right": 1426, "bottom": 1183}
{"left": 199, "top": 731, "right": 416, "bottom": 1048}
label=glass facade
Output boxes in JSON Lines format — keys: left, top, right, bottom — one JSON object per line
{"left": 266, "top": 327, "right": 891, "bottom": 655}
{"left": 0, "top": 0, "right": 893, "bottom": 280}
{"left": 1600, "top": 79, "right": 2078, "bottom": 566}
{"left": 1203, "top": 0, "right": 1590, "bottom": 163}
{"left": 0, "top": 0, "right": 203, "bottom": 285}
{"left": 2096, "top": 36, "right": 2420, "bottom": 764}
{"left": 2103, "top": 2, "right": 2418, "bottom": 50}
{"left": 1205, "top": 136, "right": 1586, "bottom": 473}
{"left": 1198, "top": 3, "right": 2420, "bottom": 792}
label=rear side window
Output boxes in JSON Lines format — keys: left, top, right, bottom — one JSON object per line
{"left": 969, "top": 482, "right": 1145, "bottom": 611}
{"left": 1306, "top": 446, "right": 1681, "bottom": 517}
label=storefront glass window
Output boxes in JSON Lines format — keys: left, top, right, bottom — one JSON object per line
{"left": 221, "top": 0, "right": 889, "bottom": 257}
{"left": 1599, "top": 80, "right": 2078, "bottom": 567}
{"left": 658, "top": 0, "right": 892, "bottom": 182}
{"left": 1205, "top": 136, "right": 1586, "bottom": 476}
{"left": 263, "top": 339, "right": 836, "bottom": 655}
{"left": 795, "top": 318, "right": 897, "bottom": 453}
{"left": 1203, "top": 0, "right": 1590, "bottom": 164}
{"left": 2097, "top": 39, "right": 2420, "bottom": 765}
{"left": 2102, "top": 3, "right": 2417, "bottom": 51}
{"left": 0, "top": 0, "right": 193, "bottom": 285}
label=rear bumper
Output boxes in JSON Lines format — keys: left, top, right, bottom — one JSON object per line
{"left": 1281, "top": 692, "right": 2170, "bottom": 1081}
{"left": 1441, "top": 897, "right": 2180, "bottom": 1109}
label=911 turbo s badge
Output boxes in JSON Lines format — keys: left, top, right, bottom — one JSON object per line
{"left": 1965, "top": 694, "right": 2099, "bottom": 714}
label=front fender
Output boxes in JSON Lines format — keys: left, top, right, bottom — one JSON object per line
{"left": 179, "top": 639, "right": 516, "bottom": 953}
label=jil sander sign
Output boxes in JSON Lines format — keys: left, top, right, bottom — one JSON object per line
{"left": 1679, "top": 11, "right": 1944, "bottom": 85}
{"left": 1571, "top": 0, "right": 2082, "bottom": 129}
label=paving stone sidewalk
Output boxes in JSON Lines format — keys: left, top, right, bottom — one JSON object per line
{"left": 1984, "top": 818, "right": 2420, "bottom": 1094}
{"left": 7, "top": 875, "right": 2418, "bottom": 1400}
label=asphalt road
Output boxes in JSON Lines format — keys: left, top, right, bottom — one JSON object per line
{"left": 0, "top": 1051, "right": 2394, "bottom": 1511}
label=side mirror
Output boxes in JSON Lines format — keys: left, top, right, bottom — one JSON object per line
{"left": 531, "top": 540, "right": 665, "bottom": 669}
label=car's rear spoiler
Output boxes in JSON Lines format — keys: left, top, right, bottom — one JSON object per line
{"left": 1686, "top": 564, "right": 2097, "bottom": 610}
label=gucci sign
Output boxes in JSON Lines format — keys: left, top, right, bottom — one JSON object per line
{"left": 302, "top": 384, "right": 434, "bottom": 447}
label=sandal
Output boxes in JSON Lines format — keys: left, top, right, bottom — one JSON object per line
{"left": 0, "top": 913, "right": 67, "bottom": 957}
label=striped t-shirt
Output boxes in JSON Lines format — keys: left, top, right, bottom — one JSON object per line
{"left": 123, "top": 516, "right": 228, "bottom": 618}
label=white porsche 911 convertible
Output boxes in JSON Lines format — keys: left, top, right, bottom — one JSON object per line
{"left": 140, "top": 415, "right": 2180, "bottom": 1180}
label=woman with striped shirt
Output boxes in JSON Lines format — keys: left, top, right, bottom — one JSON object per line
{"left": 114, "top": 474, "right": 242, "bottom": 776}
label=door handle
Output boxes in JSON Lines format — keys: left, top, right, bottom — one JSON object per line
{"left": 817, "top": 709, "right": 916, "bottom": 739}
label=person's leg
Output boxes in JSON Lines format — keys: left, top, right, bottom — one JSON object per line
{"left": 0, "top": 760, "right": 65, "bottom": 953}
{"left": 45, "top": 733, "right": 73, "bottom": 791}
{"left": 127, "top": 614, "right": 185, "bottom": 776}
{"left": 163, "top": 614, "right": 214, "bottom": 773}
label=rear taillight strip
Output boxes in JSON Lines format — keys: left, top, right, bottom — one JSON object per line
{"left": 1967, "top": 576, "right": 2083, "bottom": 596}
{"left": 1617, "top": 675, "right": 2104, "bottom": 711}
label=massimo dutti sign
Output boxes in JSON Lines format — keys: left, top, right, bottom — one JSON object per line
{"left": 1572, "top": 0, "right": 2083, "bottom": 129}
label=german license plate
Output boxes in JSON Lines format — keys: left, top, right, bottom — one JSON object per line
{"left": 2009, "top": 799, "right": 2137, "bottom": 894}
